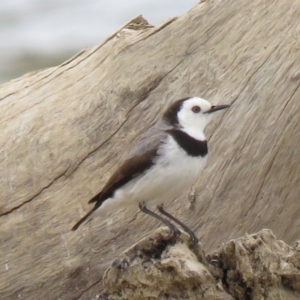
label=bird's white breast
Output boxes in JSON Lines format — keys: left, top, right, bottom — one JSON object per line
{"left": 114, "top": 135, "right": 207, "bottom": 208}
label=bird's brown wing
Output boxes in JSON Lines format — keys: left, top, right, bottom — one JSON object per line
{"left": 88, "top": 119, "right": 171, "bottom": 207}
{"left": 71, "top": 120, "right": 170, "bottom": 231}
{"left": 88, "top": 147, "right": 158, "bottom": 207}
{"left": 71, "top": 148, "right": 159, "bottom": 231}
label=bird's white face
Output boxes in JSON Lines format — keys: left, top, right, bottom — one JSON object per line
{"left": 177, "top": 97, "right": 218, "bottom": 140}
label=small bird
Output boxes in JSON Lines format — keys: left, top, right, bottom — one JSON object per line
{"left": 72, "top": 97, "right": 229, "bottom": 244}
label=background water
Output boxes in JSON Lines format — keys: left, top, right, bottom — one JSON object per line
{"left": 0, "top": 0, "right": 198, "bottom": 84}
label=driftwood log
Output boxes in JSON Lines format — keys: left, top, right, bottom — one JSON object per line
{"left": 1, "top": 0, "right": 300, "bottom": 299}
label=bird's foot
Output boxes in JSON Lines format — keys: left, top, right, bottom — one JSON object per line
{"left": 189, "top": 234, "right": 199, "bottom": 249}
{"left": 167, "top": 225, "right": 181, "bottom": 245}
{"left": 157, "top": 204, "right": 199, "bottom": 248}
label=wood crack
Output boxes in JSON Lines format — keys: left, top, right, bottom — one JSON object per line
{"left": 0, "top": 170, "right": 67, "bottom": 217}
{"left": 74, "top": 277, "right": 103, "bottom": 300}
{"left": 64, "top": 101, "right": 142, "bottom": 178}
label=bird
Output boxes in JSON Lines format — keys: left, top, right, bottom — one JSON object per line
{"left": 72, "top": 97, "right": 230, "bottom": 245}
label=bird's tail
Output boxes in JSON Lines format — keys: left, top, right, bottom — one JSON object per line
{"left": 71, "top": 209, "right": 94, "bottom": 231}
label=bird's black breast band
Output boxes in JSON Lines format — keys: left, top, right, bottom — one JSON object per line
{"left": 166, "top": 129, "right": 208, "bottom": 157}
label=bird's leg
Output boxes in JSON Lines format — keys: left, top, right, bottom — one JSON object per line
{"left": 157, "top": 204, "right": 198, "bottom": 246}
{"left": 139, "top": 202, "right": 181, "bottom": 238}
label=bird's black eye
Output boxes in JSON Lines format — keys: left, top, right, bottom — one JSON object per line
{"left": 192, "top": 106, "right": 201, "bottom": 113}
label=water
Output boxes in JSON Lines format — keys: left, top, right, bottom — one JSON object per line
{"left": 0, "top": 0, "right": 198, "bottom": 84}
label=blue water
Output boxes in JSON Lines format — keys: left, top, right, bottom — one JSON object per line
{"left": 0, "top": 0, "right": 198, "bottom": 84}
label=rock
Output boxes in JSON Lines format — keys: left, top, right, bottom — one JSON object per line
{"left": 1, "top": 0, "right": 300, "bottom": 299}
{"left": 103, "top": 227, "right": 233, "bottom": 300}
{"left": 208, "top": 229, "right": 300, "bottom": 299}
{"left": 103, "top": 228, "right": 300, "bottom": 300}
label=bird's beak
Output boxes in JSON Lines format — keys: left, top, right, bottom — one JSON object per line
{"left": 204, "top": 104, "right": 230, "bottom": 114}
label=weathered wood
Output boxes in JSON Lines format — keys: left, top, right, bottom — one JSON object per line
{"left": 1, "top": 1, "right": 300, "bottom": 299}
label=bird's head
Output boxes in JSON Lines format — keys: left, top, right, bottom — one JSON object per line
{"left": 163, "top": 97, "right": 230, "bottom": 140}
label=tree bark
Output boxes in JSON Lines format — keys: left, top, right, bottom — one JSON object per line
{"left": 1, "top": 0, "right": 300, "bottom": 299}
